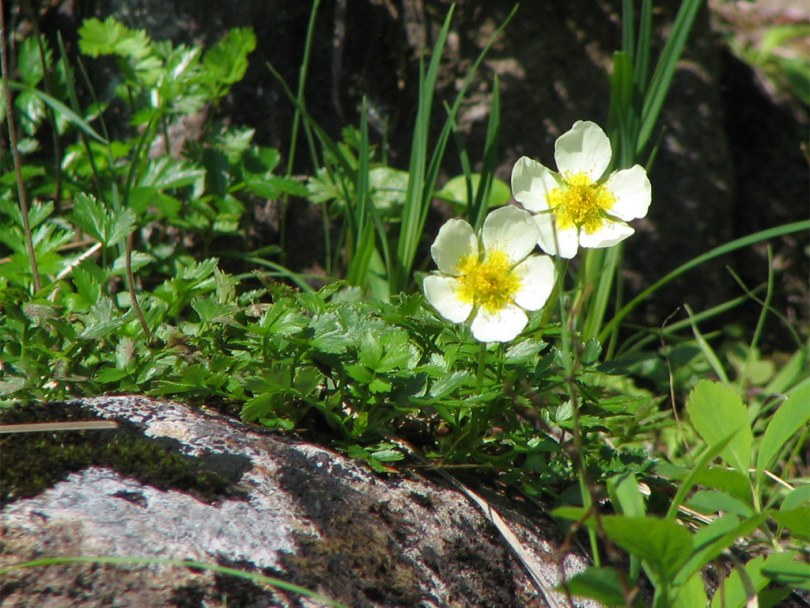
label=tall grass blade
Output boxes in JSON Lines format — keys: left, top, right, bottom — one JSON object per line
{"left": 8, "top": 81, "right": 107, "bottom": 144}
{"left": 0, "top": 556, "right": 348, "bottom": 608}
{"left": 395, "top": 7, "right": 455, "bottom": 293}
{"left": 393, "top": 5, "right": 518, "bottom": 293}
{"left": 472, "top": 74, "right": 501, "bottom": 232}
{"left": 599, "top": 220, "right": 810, "bottom": 344}
{"left": 636, "top": 0, "right": 703, "bottom": 155}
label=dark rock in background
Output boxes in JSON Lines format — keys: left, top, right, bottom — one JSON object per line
{"left": 1, "top": 396, "right": 595, "bottom": 608}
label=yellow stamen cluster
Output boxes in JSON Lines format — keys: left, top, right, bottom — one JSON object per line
{"left": 456, "top": 249, "right": 521, "bottom": 314}
{"left": 547, "top": 172, "right": 615, "bottom": 233}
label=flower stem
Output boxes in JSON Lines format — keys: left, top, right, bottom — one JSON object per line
{"left": 475, "top": 342, "right": 487, "bottom": 392}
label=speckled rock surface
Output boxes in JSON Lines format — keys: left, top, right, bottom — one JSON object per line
{"left": 0, "top": 396, "right": 596, "bottom": 608}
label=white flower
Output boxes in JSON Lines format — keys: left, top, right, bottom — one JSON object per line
{"left": 423, "top": 206, "right": 556, "bottom": 343}
{"left": 511, "top": 120, "right": 652, "bottom": 259}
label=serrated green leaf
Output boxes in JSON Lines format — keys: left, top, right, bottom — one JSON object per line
{"left": 139, "top": 157, "right": 205, "bottom": 190}
{"left": 600, "top": 516, "right": 693, "bottom": 581}
{"left": 78, "top": 17, "right": 131, "bottom": 57}
{"left": 202, "top": 27, "right": 256, "bottom": 88}
{"left": 111, "top": 251, "right": 154, "bottom": 274}
{"left": 428, "top": 370, "right": 470, "bottom": 399}
{"left": 686, "top": 379, "right": 752, "bottom": 475}
{"left": 79, "top": 297, "right": 124, "bottom": 340}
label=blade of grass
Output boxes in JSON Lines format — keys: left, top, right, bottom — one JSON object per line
{"left": 280, "top": 0, "right": 322, "bottom": 265}
{"left": 599, "top": 220, "right": 810, "bottom": 345}
{"left": 394, "top": 7, "right": 456, "bottom": 292}
{"left": 636, "top": 0, "right": 703, "bottom": 156}
{"left": 615, "top": 287, "right": 765, "bottom": 356}
{"left": 471, "top": 74, "right": 501, "bottom": 232}
{"left": 8, "top": 81, "right": 108, "bottom": 144}
{"left": 394, "top": 5, "right": 518, "bottom": 293}
{"left": 346, "top": 98, "right": 378, "bottom": 290}
{"left": 0, "top": 556, "right": 348, "bottom": 608}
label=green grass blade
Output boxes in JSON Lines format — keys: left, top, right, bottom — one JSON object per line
{"left": 599, "top": 220, "right": 810, "bottom": 344}
{"left": 285, "top": 0, "right": 321, "bottom": 176}
{"left": 0, "top": 556, "right": 348, "bottom": 607}
{"left": 471, "top": 74, "right": 501, "bottom": 232}
{"left": 636, "top": 0, "right": 703, "bottom": 155}
{"left": 685, "top": 304, "right": 731, "bottom": 385}
{"left": 394, "top": 5, "right": 518, "bottom": 293}
{"left": 395, "top": 7, "right": 455, "bottom": 293}
{"left": 346, "top": 98, "right": 377, "bottom": 290}
{"left": 582, "top": 245, "right": 621, "bottom": 342}
{"left": 622, "top": 0, "right": 635, "bottom": 60}
{"left": 8, "top": 81, "right": 107, "bottom": 144}
{"left": 633, "top": 0, "right": 653, "bottom": 94}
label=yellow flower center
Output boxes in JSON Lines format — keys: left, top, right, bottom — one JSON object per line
{"left": 456, "top": 249, "right": 521, "bottom": 314}
{"left": 547, "top": 172, "right": 615, "bottom": 233}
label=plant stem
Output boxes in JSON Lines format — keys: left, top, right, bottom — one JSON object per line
{"left": 476, "top": 341, "right": 487, "bottom": 392}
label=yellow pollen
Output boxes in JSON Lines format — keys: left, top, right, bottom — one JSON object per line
{"left": 456, "top": 249, "right": 521, "bottom": 314}
{"left": 547, "top": 172, "right": 616, "bottom": 233}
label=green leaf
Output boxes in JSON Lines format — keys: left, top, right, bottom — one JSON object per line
{"left": 600, "top": 515, "right": 693, "bottom": 582}
{"left": 761, "top": 551, "right": 810, "bottom": 590}
{"left": 607, "top": 472, "right": 646, "bottom": 517}
{"left": 688, "top": 490, "right": 753, "bottom": 518}
{"left": 71, "top": 193, "right": 135, "bottom": 247}
{"left": 435, "top": 174, "right": 511, "bottom": 210}
{"left": 710, "top": 554, "right": 767, "bottom": 608}
{"left": 139, "top": 157, "right": 205, "bottom": 190}
{"left": 673, "top": 571, "right": 708, "bottom": 608}
{"left": 756, "top": 378, "right": 810, "bottom": 484}
{"left": 202, "top": 27, "right": 256, "bottom": 88}
{"left": 78, "top": 297, "right": 125, "bottom": 340}
{"left": 781, "top": 484, "right": 810, "bottom": 511}
{"left": 561, "top": 566, "right": 626, "bottom": 607}
{"left": 78, "top": 17, "right": 133, "bottom": 56}
{"left": 770, "top": 506, "right": 810, "bottom": 540}
{"left": 686, "top": 380, "right": 752, "bottom": 475}
{"left": 675, "top": 512, "right": 767, "bottom": 586}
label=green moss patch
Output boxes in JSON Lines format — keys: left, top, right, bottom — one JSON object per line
{"left": 0, "top": 401, "right": 248, "bottom": 506}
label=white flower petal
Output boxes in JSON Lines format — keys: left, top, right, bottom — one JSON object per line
{"left": 578, "top": 219, "right": 634, "bottom": 249}
{"left": 423, "top": 275, "right": 472, "bottom": 323}
{"left": 470, "top": 304, "right": 528, "bottom": 343}
{"left": 513, "top": 255, "right": 556, "bottom": 311}
{"left": 554, "top": 121, "right": 612, "bottom": 181}
{"left": 534, "top": 213, "right": 580, "bottom": 259}
{"left": 605, "top": 165, "right": 652, "bottom": 221}
{"left": 431, "top": 218, "right": 477, "bottom": 275}
{"left": 481, "top": 206, "right": 540, "bottom": 263}
{"left": 510, "top": 156, "right": 559, "bottom": 213}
